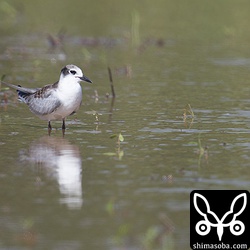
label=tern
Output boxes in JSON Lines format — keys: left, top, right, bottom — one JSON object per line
{"left": 1, "top": 64, "right": 92, "bottom": 135}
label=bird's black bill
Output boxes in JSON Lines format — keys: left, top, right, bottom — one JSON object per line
{"left": 79, "top": 75, "right": 92, "bottom": 83}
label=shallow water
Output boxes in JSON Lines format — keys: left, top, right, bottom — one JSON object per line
{"left": 0, "top": 1, "right": 250, "bottom": 249}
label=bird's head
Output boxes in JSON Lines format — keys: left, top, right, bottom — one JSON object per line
{"left": 60, "top": 64, "right": 92, "bottom": 84}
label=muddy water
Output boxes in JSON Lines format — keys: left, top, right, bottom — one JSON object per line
{"left": 0, "top": 1, "right": 250, "bottom": 249}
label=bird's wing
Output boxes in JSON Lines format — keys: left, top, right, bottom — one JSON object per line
{"left": 26, "top": 84, "right": 62, "bottom": 116}
{"left": 1, "top": 80, "right": 61, "bottom": 115}
{"left": 1, "top": 81, "right": 40, "bottom": 93}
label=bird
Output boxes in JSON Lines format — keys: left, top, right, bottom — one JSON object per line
{"left": 1, "top": 64, "right": 92, "bottom": 135}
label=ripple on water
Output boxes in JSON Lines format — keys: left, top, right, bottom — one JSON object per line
{"left": 139, "top": 127, "right": 211, "bottom": 134}
{"left": 210, "top": 57, "right": 250, "bottom": 66}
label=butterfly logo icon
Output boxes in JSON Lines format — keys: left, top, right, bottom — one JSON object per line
{"left": 193, "top": 192, "right": 247, "bottom": 241}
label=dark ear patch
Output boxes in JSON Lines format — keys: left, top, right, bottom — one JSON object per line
{"left": 61, "top": 66, "right": 68, "bottom": 76}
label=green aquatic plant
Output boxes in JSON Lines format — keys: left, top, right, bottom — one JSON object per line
{"left": 110, "top": 132, "right": 124, "bottom": 146}
{"left": 85, "top": 110, "right": 102, "bottom": 122}
{"left": 105, "top": 198, "right": 115, "bottom": 216}
{"left": 183, "top": 104, "right": 195, "bottom": 128}
{"left": 103, "top": 133, "right": 124, "bottom": 160}
{"left": 0, "top": 75, "right": 6, "bottom": 90}
{"left": 112, "top": 223, "right": 131, "bottom": 246}
{"left": 141, "top": 213, "right": 175, "bottom": 250}
{"left": 131, "top": 10, "right": 140, "bottom": 47}
{"left": 196, "top": 134, "right": 208, "bottom": 167}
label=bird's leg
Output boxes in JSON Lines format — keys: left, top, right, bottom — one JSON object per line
{"left": 48, "top": 121, "right": 52, "bottom": 136}
{"left": 62, "top": 119, "right": 66, "bottom": 136}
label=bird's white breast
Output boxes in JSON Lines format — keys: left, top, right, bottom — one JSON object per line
{"left": 41, "top": 79, "right": 83, "bottom": 121}
{"left": 57, "top": 80, "right": 82, "bottom": 109}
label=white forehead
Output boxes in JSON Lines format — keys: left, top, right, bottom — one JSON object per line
{"left": 61, "top": 65, "right": 83, "bottom": 76}
{"left": 66, "top": 64, "right": 80, "bottom": 71}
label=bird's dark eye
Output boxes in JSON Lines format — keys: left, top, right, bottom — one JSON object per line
{"left": 70, "top": 70, "right": 77, "bottom": 75}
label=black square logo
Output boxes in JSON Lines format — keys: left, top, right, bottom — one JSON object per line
{"left": 190, "top": 190, "right": 250, "bottom": 250}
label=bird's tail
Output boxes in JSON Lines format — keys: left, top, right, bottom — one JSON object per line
{"left": 1, "top": 81, "right": 38, "bottom": 93}
{"left": 17, "top": 85, "right": 30, "bottom": 103}
{"left": 1, "top": 81, "right": 38, "bottom": 103}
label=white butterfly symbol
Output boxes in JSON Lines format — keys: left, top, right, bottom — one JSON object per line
{"left": 193, "top": 193, "right": 247, "bottom": 241}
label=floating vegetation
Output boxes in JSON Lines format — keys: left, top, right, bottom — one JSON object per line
{"left": 0, "top": 31, "right": 168, "bottom": 64}
{"left": 161, "top": 174, "right": 173, "bottom": 184}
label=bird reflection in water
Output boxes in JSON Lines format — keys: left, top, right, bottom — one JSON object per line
{"left": 26, "top": 136, "right": 83, "bottom": 209}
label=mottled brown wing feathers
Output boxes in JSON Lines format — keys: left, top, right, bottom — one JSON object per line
{"left": 26, "top": 82, "right": 61, "bottom": 116}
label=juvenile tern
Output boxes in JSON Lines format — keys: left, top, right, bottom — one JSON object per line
{"left": 1, "top": 64, "right": 92, "bottom": 135}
